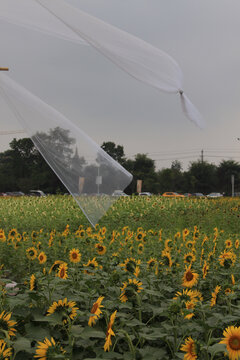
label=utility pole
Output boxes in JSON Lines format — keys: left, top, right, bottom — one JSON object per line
{"left": 201, "top": 149, "right": 204, "bottom": 163}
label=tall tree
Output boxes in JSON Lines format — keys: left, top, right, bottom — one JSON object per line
{"left": 217, "top": 160, "right": 240, "bottom": 195}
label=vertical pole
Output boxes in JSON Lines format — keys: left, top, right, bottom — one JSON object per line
{"left": 231, "top": 174, "right": 235, "bottom": 197}
{"left": 201, "top": 149, "right": 203, "bottom": 163}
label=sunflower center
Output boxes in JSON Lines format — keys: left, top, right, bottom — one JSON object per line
{"left": 60, "top": 269, "right": 65, "bottom": 277}
{"left": 72, "top": 253, "right": 78, "bottom": 259}
{"left": 186, "top": 271, "right": 194, "bottom": 281}
{"left": 91, "top": 303, "right": 99, "bottom": 314}
{"left": 229, "top": 336, "right": 240, "bottom": 350}
{"left": 98, "top": 246, "right": 104, "bottom": 252}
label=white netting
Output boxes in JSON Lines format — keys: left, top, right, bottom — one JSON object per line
{"left": 0, "top": 0, "right": 86, "bottom": 44}
{"left": 0, "top": 73, "right": 133, "bottom": 226}
{"left": 0, "top": 0, "right": 204, "bottom": 128}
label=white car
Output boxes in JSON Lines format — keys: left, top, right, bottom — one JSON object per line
{"left": 112, "top": 190, "right": 128, "bottom": 196}
{"left": 207, "top": 192, "right": 223, "bottom": 198}
{"left": 139, "top": 192, "right": 152, "bottom": 196}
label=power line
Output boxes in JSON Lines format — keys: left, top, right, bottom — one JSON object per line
{"left": 0, "top": 130, "right": 26, "bottom": 135}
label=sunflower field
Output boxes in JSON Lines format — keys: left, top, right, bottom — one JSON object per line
{"left": 0, "top": 195, "right": 240, "bottom": 359}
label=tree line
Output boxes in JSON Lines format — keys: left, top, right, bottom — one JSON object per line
{"left": 0, "top": 136, "right": 239, "bottom": 195}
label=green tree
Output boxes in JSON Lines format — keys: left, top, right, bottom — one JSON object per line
{"left": 217, "top": 160, "right": 240, "bottom": 195}
{"left": 187, "top": 161, "right": 217, "bottom": 194}
{"left": 101, "top": 141, "right": 126, "bottom": 165}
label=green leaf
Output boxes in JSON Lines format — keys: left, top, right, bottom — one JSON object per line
{"left": 207, "top": 343, "right": 226, "bottom": 356}
{"left": 13, "top": 337, "right": 32, "bottom": 355}
{"left": 80, "top": 327, "right": 105, "bottom": 339}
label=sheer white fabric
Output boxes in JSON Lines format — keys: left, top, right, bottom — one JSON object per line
{"left": 0, "top": 73, "right": 133, "bottom": 226}
{"left": 0, "top": 0, "right": 85, "bottom": 44}
{"left": 36, "top": 0, "right": 204, "bottom": 128}
{"left": 0, "top": 0, "right": 204, "bottom": 128}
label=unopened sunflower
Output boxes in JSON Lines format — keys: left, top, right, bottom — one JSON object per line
{"left": 88, "top": 296, "right": 104, "bottom": 326}
{"left": 220, "top": 326, "right": 240, "bottom": 360}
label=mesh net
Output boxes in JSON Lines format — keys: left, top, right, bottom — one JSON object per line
{"left": 0, "top": 73, "right": 133, "bottom": 226}
{"left": 0, "top": 0, "right": 204, "bottom": 128}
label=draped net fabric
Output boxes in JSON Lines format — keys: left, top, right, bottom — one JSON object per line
{"left": 0, "top": 0, "right": 204, "bottom": 128}
{"left": 0, "top": 73, "right": 133, "bottom": 226}
{"left": 0, "top": 0, "right": 86, "bottom": 44}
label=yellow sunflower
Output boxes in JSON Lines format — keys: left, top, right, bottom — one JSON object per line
{"left": 83, "top": 258, "right": 98, "bottom": 275}
{"left": 180, "top": 337, "right": 197, "bottom": 360}
{"left": 138, "top": 243, "right": 144, "bottom": 254}
{"left": 69, "top": 248, "right": 81, "bottom": 263}
{"left": 30, "top": 274, "right": 37, "bottom": 291}
{"left": 48, "top": 260, "right": 64, "bottom": 274}
{"left": 34, "top": 337, "right": 65, "bottom": 359}
{"left": 182, "top": 228, "right": 190, "bottom": 241}
{"left": 0, "top": 311, "right": 17, "bottom": 338}
{"left": 219, "top": 250, "right": 236, "bottom": 268}
{"left": 88, "top": 296, "right": 104, "bottom": 327}
{"left": 235, "top": 239, "right": 239, "bottom": 249}
{"left": 161, "top": 249, "right": 173, "bottom": 268}
{"left": 202, "top": 261, "right": 209, "bottom": 279}
{"left": 95, "top": 243, "right": 106, "bottom": 255}
{"left": 173, "top": 289, "right": 198, "bottom": 304}
{"left": 225, "top": 239, "right": 233, "bottom": 249}
{"left": 120, "top": 278, "right": 143, "bottom": 303}
{"left": 38, "top": 252, "right": 47, "bottom": 265}
{"left": 8, "top": 228, "right": 18, "bottom": 240}
{"left": 210, "top": 285, "right": 221, "bottom": 307}
{"left": 220, "top": 326, "right": 240, "bottom": 360}
{"left": 47, "top": 298, "right": 78, "bottom": 324}
{"left": 185, "top": 240, "right": 195, "bottom": 251}
{"left": 0, "top": 230, "right": 6, "bottom": 242}
{"left": 0, "top": 339, "right": 12, "bottom": 359}
{"left": 104, "top": 310, "right": 117, "bottom": 352}
{"left": 184, "top": 252, "right": 196, "bottom": 265}
{"left": 231, "top": 274, "right": 235, "bottom": 285}
{"left": 26, "top": 247, "right": 38, "bottom": 260}
{"left": 182, "top": 265, "right": 199, "bottom": 288}
{"left": 120, "top": 258, "right": 141, "bottom": 274}
{"left": 57, "top": 263, "right": 68, "bottom": 280}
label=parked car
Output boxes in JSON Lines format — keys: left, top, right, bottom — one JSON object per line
{"left": 0, "top": 192, "right": 7, "bottom": 196}
{"left": 28, "top": 190, "right": 46, "bottom": 197}
{"left": 112, "top": 190, "right": 128, "bottom": 197}
{"left": 183, "top": 193, "right": 192, "bottom": 197}
{"left": 139, "top": 192, "right": 152, "bottom": 196}
{"left": 162, "top": 192, "right": 184, "bottom": 198}
{"left": 192, "top": 193, "right": 205, "bottom": 197}
{"left": 5, "top": 191, "right": 25, "bottom": 197}
{"left": 207, "top": 192, "right": 223, "bottom": 198}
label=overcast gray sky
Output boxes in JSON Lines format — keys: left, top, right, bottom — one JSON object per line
{"left": 1, "top": 0, "right": 240, "bottom": 170}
